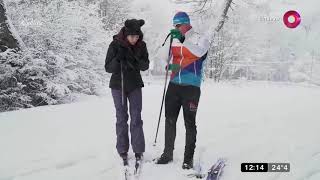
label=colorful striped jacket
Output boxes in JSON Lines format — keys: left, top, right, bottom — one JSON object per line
{"left": 170, "top": 28, "right": 210, "bottom": 87}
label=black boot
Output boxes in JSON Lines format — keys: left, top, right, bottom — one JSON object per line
{"left": 155, "top": 152, "right": 173, "bottom": 164}
{"left": 134, "top": 153, "right": 143, "bottom": 174}
{"left": 120, "top": 152, "right": 128, "bottom": 166}
{"left": 182, "top": 158, "right": 193, "bottom": 169}
{"left": 135, "top": 153, "right": 143, "bottom": 161}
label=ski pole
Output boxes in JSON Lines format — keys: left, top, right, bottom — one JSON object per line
{"left": 162, "top": 33, "right": 171, "bottom": 46}
{"left": 154, "top": 35, "right": 173, "bottom": 146}
{"left": 120, "top": 60, "right": 125, "bottom": 106}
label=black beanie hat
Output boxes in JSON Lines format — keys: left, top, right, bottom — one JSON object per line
{"left": 124, "top": 19, "right": 145, "bottom": 36}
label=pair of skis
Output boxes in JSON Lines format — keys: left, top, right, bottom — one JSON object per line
{"left": 122, "top": 158, "right": 225, "bottom": 180}
{"left": 123, "top": 158, "right": 142, "bottom": 180}
{"left": 187, "top": 158, "right": 226, "bottom": 180}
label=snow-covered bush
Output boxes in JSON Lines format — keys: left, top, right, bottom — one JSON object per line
{"left": 0, "top": 0, "right": 126, "bottom": 112}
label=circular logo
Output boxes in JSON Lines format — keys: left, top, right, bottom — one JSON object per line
{"left": 283, "top": 10, "right": 301, "bottom": 28}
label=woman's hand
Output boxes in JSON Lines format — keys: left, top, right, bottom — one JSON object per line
{"left": 116, "top": 47, "right": 127, "bottom": 62}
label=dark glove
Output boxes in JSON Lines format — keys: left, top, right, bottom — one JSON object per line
{"left": 116, "top": 47, "right": 127, "bottom": 62}
{"left": 125, "top": 52, "right": 137, "bottom": 63}
{"left": 123, "top": 49, "right": 138, "bottom": 70}
{"left": 166, "top": 64, "right": 181, "bottom": 73}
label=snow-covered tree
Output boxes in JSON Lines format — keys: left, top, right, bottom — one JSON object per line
{"left": 0, "top": 0, "right": 126, "bottom": 112}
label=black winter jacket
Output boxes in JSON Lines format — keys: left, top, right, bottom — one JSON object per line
{"left": 105, "top": 27, "right": 149, "bottom": 93}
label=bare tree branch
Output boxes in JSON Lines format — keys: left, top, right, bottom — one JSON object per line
{"left": 193, "top": 0, "right": 209, "bottom": 13}
{"left": 215, "top": 0, "right": 233, "bottom": 32}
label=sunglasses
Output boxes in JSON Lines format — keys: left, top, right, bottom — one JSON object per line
{"left": 175, "top": 24, "right": 183, "bottom": 28}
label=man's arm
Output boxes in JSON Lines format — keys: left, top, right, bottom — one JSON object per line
{"left": 184, "top": 33, "right": 210, "bottom": 58}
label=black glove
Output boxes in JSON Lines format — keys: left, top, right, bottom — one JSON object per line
{"left": 125, "top": 52, "right": 137, "bottom": 63}
{"left": 116, "top": 47, "right": 127, "bottom": 62}
{"left": 125, "top": 54, "right": 138, "bottom": 70}
{"left": 124, "top": 49, "right": 139, "bottom": 70}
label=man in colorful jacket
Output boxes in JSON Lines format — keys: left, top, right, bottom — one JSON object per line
{"left": 156, "top": 11, "right": 210, "bottom": 170}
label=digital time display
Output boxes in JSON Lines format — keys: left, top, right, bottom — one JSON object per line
{"left": 241, "top": 163, "right": 290, "bottom": 172}
{"left": 241, "top": 163, "right": 268, "bottom": 172}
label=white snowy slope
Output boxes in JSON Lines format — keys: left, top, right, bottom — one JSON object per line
{"left": 1, "top": 80, "right": 320, "bottom": 180}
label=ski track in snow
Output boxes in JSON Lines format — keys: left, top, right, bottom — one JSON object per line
{"left": 1, "top": 81, "right": 320, "bottom": 180}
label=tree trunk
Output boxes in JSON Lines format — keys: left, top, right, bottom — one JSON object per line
{"left": 0, "top": 0, "right": 20, "bottom": 52}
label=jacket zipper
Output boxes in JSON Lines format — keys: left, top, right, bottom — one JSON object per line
{"left": 179, "top": 45, "right": 183, "bottom": 84}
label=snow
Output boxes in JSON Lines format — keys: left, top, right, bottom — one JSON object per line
{"left": 1, "top": 0, "right": 320, "bottom": 179}
{"left": 1, "top": 80, "right": 320, "bottom": 180}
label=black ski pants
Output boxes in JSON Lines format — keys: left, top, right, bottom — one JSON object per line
{"left": 163, "top": 82, "right": 201, "bottom": 161}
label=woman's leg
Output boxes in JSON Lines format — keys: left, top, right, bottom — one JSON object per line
{"left": 111, "top": 89, "right": 129, "bottom": 155}
{"left": 128, "top": 88, "right": 145, "bottom": 154}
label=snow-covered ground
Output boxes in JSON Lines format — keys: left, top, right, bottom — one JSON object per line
{"left": 1, "top": 80, "right": 320, "bottom": 180}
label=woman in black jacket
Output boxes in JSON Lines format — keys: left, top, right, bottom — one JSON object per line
{"left": 105, "top": 19, "right": 149, "bottom": 165}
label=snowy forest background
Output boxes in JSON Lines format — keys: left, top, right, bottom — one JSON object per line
{"left": 1, "top": 0, "right": 320, "bottom": 112}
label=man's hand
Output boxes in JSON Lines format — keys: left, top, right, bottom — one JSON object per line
{"left": 166, "top": 64, "right": 181, "bottom": 73}
{"left": 170, "top": 29, "right": 183, "bottom": 41}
